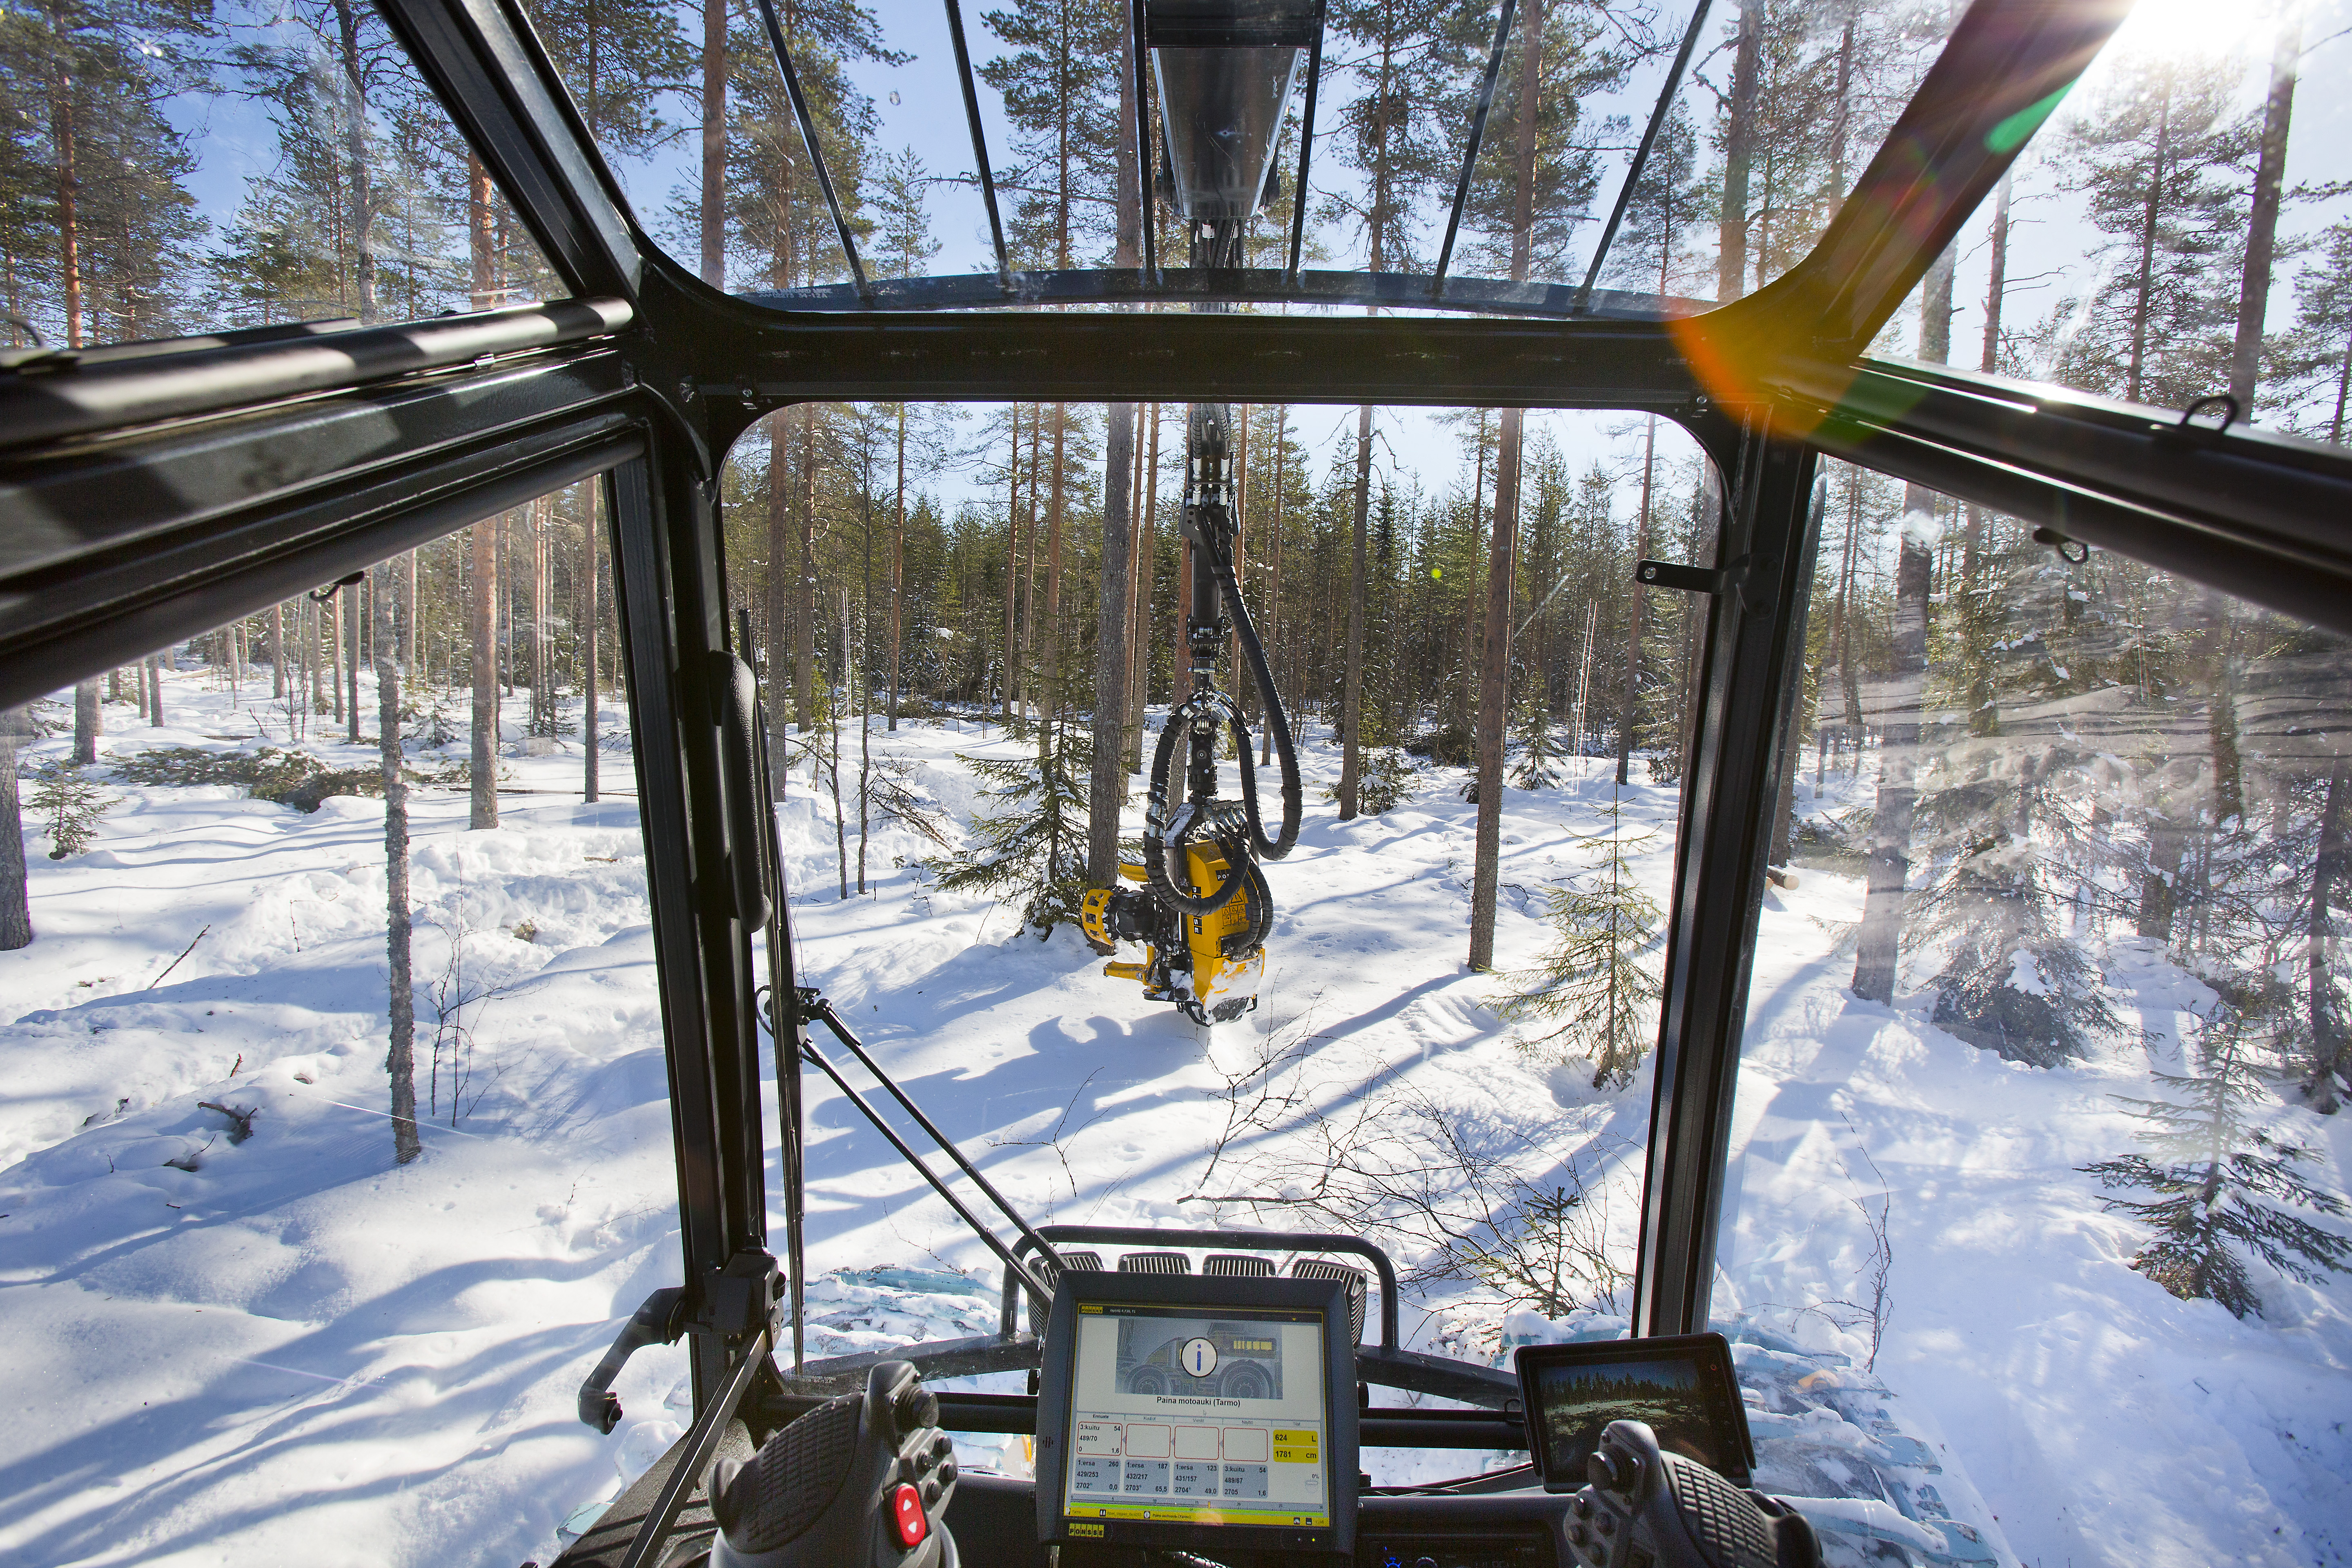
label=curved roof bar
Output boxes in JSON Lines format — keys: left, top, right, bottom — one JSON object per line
{"left": 737, "top": 266, "right": 1707, "bottom": 319}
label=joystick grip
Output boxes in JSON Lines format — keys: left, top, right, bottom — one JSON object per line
{"left": 712, "top": 1361, "right": 958, "bottom": 1568}
{"left": 1562, "top": 1421, "right": 1817, "bottom": 1568}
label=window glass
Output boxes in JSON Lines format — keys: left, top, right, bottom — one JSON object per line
{"left": 525, "top": 0, "right": 1963, "bottom": 310}
{"left": 1716, "top": 466, "right": 2352, "bottom": 1563}
{"left": 1889, "top": 0, "right": 2352, "bottom": 442}
{"left": 0, "top": 477, "right": 672, "bottom": 1563}
{"left": 0, "top": 0, "right": 557, "bottom": 354}
{"left": 712, "top": 400, "right": 1717, "bottom": 1482}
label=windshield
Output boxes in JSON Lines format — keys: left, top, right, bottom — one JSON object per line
{"left": 532, "top": 0, "right": 1974, "bottom": 312}
{"left": 0, "top": 0, "right": 561, "bottom": 355}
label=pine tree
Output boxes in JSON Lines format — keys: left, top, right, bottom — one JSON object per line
{"left": 2280, "top": 219, "right": 2352, "bottom": 445}
{"left": 980, "top": 0, "right": 1124, "bottom": 269}
{"left": 2081, "top": 1000, "right": 2352, "bottom": 1319}
{"left": 0, "top": 0, "right": 210, "bottom": 347}
{"left": 2047, "top": 54, "right": 2254, "bottom": 408}
{"left": 1497, "top": 791, "right": 1663, "bottom": 1089}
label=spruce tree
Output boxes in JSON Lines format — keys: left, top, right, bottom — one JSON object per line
{"left": 1509, "top": 687, "right": 1564, "bottom": 791}
{"left": 28, "top": 757, "right": 114, "bottom": 858}
{"left": 1909, "top": 521, "right": 2117, "bottom": 1065}
{"left": 1496, "top": 791, "right": 1663, "bottom": 1089}
{"left": 2082, "top": 1000, "right": 2352, "bottom": 1319}
{"left": 927, "top": 666, "right": 1093, "bottom": 937}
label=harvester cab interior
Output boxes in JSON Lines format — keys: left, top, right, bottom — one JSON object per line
{"left": 2, "top": 0, "right": 2349, "bottom": 1564}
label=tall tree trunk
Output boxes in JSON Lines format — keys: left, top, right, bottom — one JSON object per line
{"left": 1170, "top": 409, "right": 1190, "bottom": 724}
{"left": 1089, "top": 399, "right": 1138, "bottom": 885}
{"left": 1337, "top": 405, "right": 1373, "bottom": 819}
{"left": 2308, "top": 755, "right": 2349, "bottom": 1111}
{"left": 2128, "top": 79, "right": 2173, "bottom": 405}
{"left": 796, "top": 407, "right": 819, "bottom": 758}
{"left": 376, "top": 559, "right": 420, "bottom": 1162}
{"left": 1089, "top": 18, "right": 1144, "bottom": 852}
{"left": 2230, "top": 19, "right": 2298, "bottom": 414}
{"left": 1022, "top": 410, "right": 1043, "bottom": 719}
{"left": 331, "top": 0, "right": 377, "bottom": 325}
{"left": 1127, "top": 403, "right": 1159, "bottom": 772}
{"left": 1042, "top": 404, "right": 1068, "bottom": 748}
{"left": 833, "top": 590, "right": 849, "bottom": 898}
{"left": 1717, "top": 0, "right": 1763, "bottom": 305}
{"left": 889, "top": 403, "right": 907, "bottom": 730}
{"left": 1852, "top": 246, "right": 1955, "bottom": 1001}
{"left": 1470, "top": 0, "right": 1545, "bottom": 968}
{"left": 73, "top": 680, "right": 100, "bottom": 764}
{"left": 1339, "top": 29, "right": 1401, "bottom": 820}
{"left": 1982, "top": 172, "right": 2010, "bottom": 374}
{"left": 859, "top": 485, "right": 873, "bottom": 894}
{"left": 51, "top": 45, "right": 82, "bottom": 349}
{"left": 1262, "top": 407, "right": 1285, "bottom": 766}
{"left": 700, "top": 0, "right": 727, "bottom": 287}
{"left": 583, "top": 481, "right": 601, "bottom": 803}
{"left": 470, "top": 517, "right": 499, "bottom": 828}
{"left": 1470, "top": 412, "right": 1524, "bottom": 968}
{"left": 766, "top": 414, "right": 793, "bottom": 791}
{"left": 1617, "top": 416, "right": 1657, "bottom": 785}
{"left": 0, "top": 706, "right": 32, "bottom": 949}
{"left": 345, "top": 578, "right": 363, "bottom": 743}
{"left": 149, "top": 653, "right": 165, "bottom": 728}
{"left": 1002, "top": 408, "right": 1022, "bottom": 718}
{"left": 271, "top": 604, "right": 286, "bottom": 699}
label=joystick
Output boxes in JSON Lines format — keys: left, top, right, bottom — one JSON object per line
{"left": 1563, "top": 1420, "right": 1817, "bottom": 1568}
{"left": 710, "top": 1361, "right": 958, "bottom": 1568}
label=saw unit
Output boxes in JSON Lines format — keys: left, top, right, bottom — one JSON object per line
{"left": 1082, "top": 357, "right": 1300, "bottom": 1025}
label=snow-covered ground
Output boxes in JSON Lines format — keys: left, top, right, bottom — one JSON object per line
{"left": 1, "top": 663, "right": 2346, "bottom": 1567}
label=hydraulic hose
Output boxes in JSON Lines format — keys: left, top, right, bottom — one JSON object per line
{"left": 1208, "top": 528, "right": 1301, "bottom": 863}
{"left": 1142, "top": 693, "right": 1252, "bottom": 917}
{"left": 1136, "top": 432, "right": 1303, "bottom": 930}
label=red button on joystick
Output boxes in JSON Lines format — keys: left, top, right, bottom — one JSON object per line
{"left": 891, "top": 1482, "right": 928, "bottom": 1550}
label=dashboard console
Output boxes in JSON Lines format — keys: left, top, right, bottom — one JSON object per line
{"left": 1034, "top": 1270, "right": 1359, "bottom": 1558}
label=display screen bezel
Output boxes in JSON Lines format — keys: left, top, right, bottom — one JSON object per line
{"left": 1034, "top": 1271, "right": 1358, "bottom": 1555}
{"left": 1513, "top": 1332, "right": 1756, "bottom": 1490}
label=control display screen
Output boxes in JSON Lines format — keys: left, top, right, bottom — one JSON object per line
{"left": 1058, "top": 1303, "right": 1331, "bottom": 1531}
{"left": 1515, "top": 1333, "right": 1753, "bottom": 1489}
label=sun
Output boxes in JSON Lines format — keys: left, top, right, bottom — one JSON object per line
{"left": 2104, "top": 0, "right": 2293, "bottom": 63}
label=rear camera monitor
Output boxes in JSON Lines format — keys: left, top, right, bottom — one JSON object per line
{"left": 1514, "top": 1333, "right": 1756, "bottom": 1490}
{"left": 1035, "top": 1270, "right": 1358, "bottom": 1557}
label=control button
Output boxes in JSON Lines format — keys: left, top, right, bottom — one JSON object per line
{"left": 1598, "top": 1513, "right": 1616, "bottom": 1536}
{"left": 922, "top": 1476, "right": 942, "bottom": 1508}
{"left": 1588, "top": 1450, "right": 1635, "bottom": 1492}
{"left": 892, "top": 1381, "right": 940, "bottom": 1437}
{"left": 938, "top": 1459, "right": 957, "bottom": 1486}
{"left": 1569, "top": 1523, "right": 1589, "bottom": 1546}
{"left": 931, "top": 1432, "right": 955, "bottom": 1461}
{"left": 1573, "top": 1494, "right": 1594, "bottom": 1519}
{"left": 891, "top": 1483, "right": 928, "bottom": 1549}
{"left": 1414, "top": 1558, "right": 1439, "bottom": 1568}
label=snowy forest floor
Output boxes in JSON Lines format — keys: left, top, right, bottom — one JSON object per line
{"left": 1, "top": 666, "right": 2347, "bottom": 1567}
